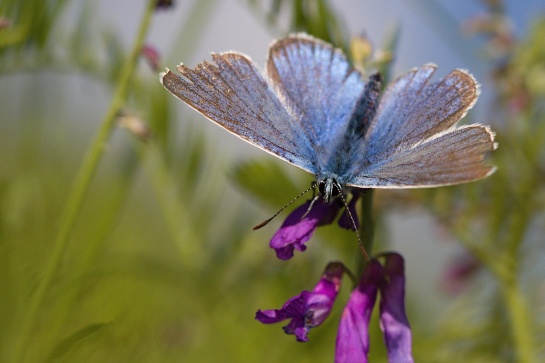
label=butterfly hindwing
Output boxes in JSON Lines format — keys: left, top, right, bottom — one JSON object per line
{"left": 349, "top": 124, "right": 496, "bottom": 188}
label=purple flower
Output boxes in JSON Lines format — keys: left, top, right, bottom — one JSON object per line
{"left": 0, "top": 17, "right": 10, "bottom": 29}
{"left": 155, "top": 0, "right": 174, "bottom": 9}
{"left": 379, "top": 254, "right": 413, "bottom": 363}
{"left": 270, "top": 193, "right": 359, "bottom": 260}
{"left": 256, "top": 262, "right": 344, "bottom": 342}
{"left": 257, "top": 253, "right": 413, "bottom": 361}
{"left": 440, "top": 252, "right": 481, "bottom": 295}
{"left": 142, "top": 45, "right": 161, "bottom": 72}
{"left": 336, "top": 253, "right": 413, "bottom": 363}
{"left": 335, "top": 260, "right": 383, "bottom": 362}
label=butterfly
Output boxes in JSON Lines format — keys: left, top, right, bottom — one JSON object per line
{"left": 161, "top": 33, "right": 496, "bottom": 203}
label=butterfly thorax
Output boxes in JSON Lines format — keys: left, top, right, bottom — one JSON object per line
{"left": 318, "top": 73, "right": 383, "bottom": 187}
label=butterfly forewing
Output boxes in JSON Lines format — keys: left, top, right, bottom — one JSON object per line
{"left": 161, "top": 52, "right": 316, "bottom": 174}
{"left": 267, "top": 34, "right": 367, "bottom": 171}
{"left": 362, "top": 65, "right": 480, "bottom": 163}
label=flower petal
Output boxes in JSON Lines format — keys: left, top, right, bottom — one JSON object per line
{"left": 309, "top": 262, "right": 344, "bottom": 326}
{"left": 256, "top": 262, "right": 344, "bottom": 342}
{"left": 142, "top": 45, "right": 161, "bottom": 71}
{"left": 379, "top": 253, "right": 414, "bottom": 363}
{"left": 256, "top": 291, "right": 311, "bottom": 341}
{"left": 255, "top": 292, "right": 308, "bottom": 324}
{"left": 270, "top": 199, "right": 339, "bottom": 260}
{"left": 440, "top": 252, "right": 480, "bottom": 295}
{"left": 335, "top": 260, "right": 384, "bottom": 363}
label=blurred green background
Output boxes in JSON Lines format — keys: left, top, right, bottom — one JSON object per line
{"left": 1, "top": 0, "right": 544, "bottom": 362}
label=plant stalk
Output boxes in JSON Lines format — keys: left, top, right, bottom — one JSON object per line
{"left": 355, "top": 189, "right": 375, "bottom": 279}
{"left": 500, "top": 278, "right": 536, "bottom": 363}
{"left": 11, "top": 1, "right": 157, "bottom": 361}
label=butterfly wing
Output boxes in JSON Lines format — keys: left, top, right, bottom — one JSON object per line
{"left": 266, "top": 34, "right": 367, "bottom": 173}
{"left": 161, "top": 52, "right": 317, "bottom": 174}
{"left": 346, "top": 65, "right": 496, "bottom": 188}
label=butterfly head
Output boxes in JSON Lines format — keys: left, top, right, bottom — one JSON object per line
{"left": 318, "top": 178, "right": 343, "bottom": 203}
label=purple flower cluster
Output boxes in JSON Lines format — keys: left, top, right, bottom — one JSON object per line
{"left": 256, "top": 197, "right": 414, "bottom": 362}
{"left": 339, "top": 254, "right": 413, "bottom": 363}
{"left": 270, "top": 193, "right": 359, "bottom": 260}
{"left": 256, "top": 262, "right": 344, "bottom": 342}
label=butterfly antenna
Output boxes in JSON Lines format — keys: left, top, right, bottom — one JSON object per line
{"left": 336, "top": 185, "right": 370, "bottom": 261}
{"left": 253, "top": 184, "right": 315, "bottom": 230}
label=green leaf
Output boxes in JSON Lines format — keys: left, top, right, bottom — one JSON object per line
{"left": 45, "top": 322, "right": 109, "bottom": 362}
{"left": 230, "top": 158, "right": 312, "bottom": 209}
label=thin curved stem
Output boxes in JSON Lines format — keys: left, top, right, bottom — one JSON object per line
{"left": 355, "top": 189, "right": 375, "bottom": 281}
{"left": 498, "top": 205, "right": 535, "bottom": 363}
{"left": 11, "top": 1, "right": 157, "bottom": 361}
{"left": 499, "top": 278, "right": 536, "bottom": 363}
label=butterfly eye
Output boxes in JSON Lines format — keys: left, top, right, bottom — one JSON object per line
{"left": 318, "top": 180, "right": 327, "bottom": 196}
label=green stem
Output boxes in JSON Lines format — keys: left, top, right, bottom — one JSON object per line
{"left": 501, "top": 206, "right": 535, "bottom": 362}
{"left": 459, "top": 212, "right": 535, "bottom": 362}
{"left": 463, "top": 189, "right": 534, "bottom": 362}
{"left": 499, "top": 277, "right": 536, "bottom": 363}
{"left": 355, "top": 189, "right": 375, "bottom": 278}
{"left": 360, "top": 189, "right": 375, "bottom": 255}
{"left": 12, "top": 1, "right": 156, "bottom": 361}
{"left": 455, "top": 208, "right": 535, "bottom": 362}
{"left": 44, "top": 156, "right": 139, "bottom": 355}
{"left": 143, "top": 144, "right": 205, "bottom": 270}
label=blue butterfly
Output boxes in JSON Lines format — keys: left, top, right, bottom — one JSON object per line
{"left": 161, "top": 34, "right": 496, "bottom": 202}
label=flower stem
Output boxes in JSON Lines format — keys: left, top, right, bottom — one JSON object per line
{"left": 500, "top": 279, "right": 536, "bottom": 363}
{"left": 499, "top": 205, "right": 536, "bottom": 363}
{"left": 355, "top": 189, "right": 375, "bottom": 277}
{"left": 11, "top": 1, "right": 157, "bottom": 361}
